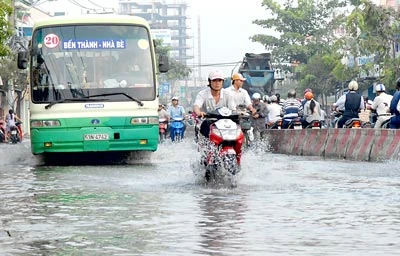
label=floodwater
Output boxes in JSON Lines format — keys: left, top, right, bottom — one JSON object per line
{"left": 0, "top": 139, "right": 400, "bottom": 255}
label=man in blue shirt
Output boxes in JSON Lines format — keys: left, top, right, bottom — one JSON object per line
{"left": 389, "top": 78, "right": 400, "bottom": 129}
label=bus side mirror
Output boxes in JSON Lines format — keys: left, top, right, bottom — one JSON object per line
{"left": 17, "top": 51, "right": 28, "bottom": 69}
{"left": 158, "top": 55, "right": 169, "bottom": 73}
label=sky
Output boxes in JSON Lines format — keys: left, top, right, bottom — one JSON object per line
{"left": 36, "top": 0, "right": 273, "bottom": 79}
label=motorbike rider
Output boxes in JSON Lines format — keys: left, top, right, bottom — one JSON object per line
{"left": 275, "top": 93, "right": 284, "bottom": 107}
{"left": 266, "top": 95, "right": 283, "bottom": 128}
{"left": 6, "top": 109, "right": 22, "bottom": 142}
{"left": 168, "top": 96, "right": 186, "bottom": 141}
{"left": 333, "top": 80, "right": 364, "bottom": 128}
{"left": 225, "top": 73, "right": 256, "bottom": 114}
{"left": 300, "top": 88, "right": 312, "bottom": 125}
{"left": 301, "top": 88, "right": 312, "bottom": 108}
{"left": 389, "top": 77, "right": 400, "bottom": 129}
{"left": 370, "top": 84, "right": 393, "bottom": 128}
{"left": 302, "top": 91, "right": 322, "bottom": 128}
{"left": 281, "top": 89, "right": 303, "bottom": 129}
{"left": 250, "top": 93, "right": 267, "bottom": 139}
{"left": 158, "top": 104, "right": 170, "bottom": 135}
{"left": 193, "top": 70, "right": 236, "bottom": 138}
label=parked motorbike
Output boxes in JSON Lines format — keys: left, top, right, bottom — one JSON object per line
{"left": 159, "top": 118, "right": 168, "bottom": 143}
{"left": 170, "top": 118, "right": 185, "bottom": 142}
{"left": 197, "top": 107, "right": 243, "bottom": 186}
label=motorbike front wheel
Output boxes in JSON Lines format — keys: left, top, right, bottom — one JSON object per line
{"left": 223, "top": 154, "right": 240, "bottom": 176}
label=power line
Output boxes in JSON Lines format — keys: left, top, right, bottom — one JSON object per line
{"left": 87, "top": 0, "right": 105, "bottom": 8}
{"left": 187, "top": 61, "right": 241, "bottom": 68}
{"left": 67, "top": 0, "right": 96, "bottom": 11}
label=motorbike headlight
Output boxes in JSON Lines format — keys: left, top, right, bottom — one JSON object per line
{"left": 236, "top": 128, "right": 243, "bottom": 138}
{"left": 211, "top": 128, "right": 222, "bottom": 138}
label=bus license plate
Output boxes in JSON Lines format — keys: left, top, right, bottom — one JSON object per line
{"left": 84, "top": 134, "right": 109, "bottom": 140}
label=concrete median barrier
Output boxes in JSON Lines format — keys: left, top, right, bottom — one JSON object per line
{"left": 266, "top": 129, "right": 400, "bottom": 162}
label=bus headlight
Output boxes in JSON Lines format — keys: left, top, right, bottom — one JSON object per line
{"left": 130, "top": 117, "right": 158, "bottom": 125}
{"left": 31, "top": 120, "right": 61, "bottom": 127}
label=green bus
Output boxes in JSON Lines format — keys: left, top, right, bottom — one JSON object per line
{"left": 17, "top": 15, "right": 169, "bottom": 155}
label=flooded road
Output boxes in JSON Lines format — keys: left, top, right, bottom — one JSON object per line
{"left": 0, "top": 140, "right": 400, "bottom": 255}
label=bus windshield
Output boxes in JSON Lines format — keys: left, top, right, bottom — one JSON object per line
{"left": 30, "top": 24, "right": 155, "bottom": 103}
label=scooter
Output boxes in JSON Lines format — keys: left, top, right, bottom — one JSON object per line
{"left": 305, "top": 120, "right": 321, "bottom": 129}
{"left": 9, "top": 122, "right": 23, "bottom": 144}
{"left": 332, "top": 111, "right": 362, "bottom": 128}
{"left": 159, "top": 118, "right": 168, "bottom": 143}
{"left": 197, "top": 107, "right": 244, "bottom": 186}
{"left": 267, "top": 117, "right": 282, "bottom": 129}
{"left": 343, "top": 118, "right": 362, "bottom": 128}
{"left": 287, "top": 117, "right": 303, "bottom": 129}
{"left": 170, "top": 118, "right": 185, "bottom": 142}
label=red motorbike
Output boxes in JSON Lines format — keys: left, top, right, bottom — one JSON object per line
{"left": 197, "top": 107, "right": 244, "bottom": 186}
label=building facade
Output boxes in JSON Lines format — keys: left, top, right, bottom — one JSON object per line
{"left": 118, "top": 0, "right": 192, "bottom": 65}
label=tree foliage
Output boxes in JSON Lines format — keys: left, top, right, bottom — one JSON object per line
{"left": 154, "top": 39, "right": 191, "bottom": 80}
{"left": 252, "top": 0, "right": 346, "bottom": 64}
{"left": 298, "top": 53, "right": 341, "bottom": 105}
{"left": 335, "top": 0, "right": 400, "bottom": 90}
{"left": 0, "top": 0, "right": 13, "bottom": 56}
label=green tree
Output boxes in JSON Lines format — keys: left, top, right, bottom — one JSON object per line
{"left": 154, "top": 39, "right": 191, "bottom": 80}
{"left": 299, "top": 53, "right": 341, "bottom": 106}
{"left": 339, "top": 0, "right": 400, "bottom": 89}
{"left": 0, "top": 0, "right": 13, "bottom": 56}
{"left": 251, "top": 0, "right": 346, "bottom": 64}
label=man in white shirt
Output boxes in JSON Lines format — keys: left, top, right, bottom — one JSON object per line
{"left": 224, "top": 73, "right": 256, "bottom": 114}
{"left": 193, "top": 70, "right": 236, "bottom": 137}
{"left": 371, "top": 83, "right": 393, "bottom": 128}
{"left": 266, "top": 95, "right": 283, "bottom": 127}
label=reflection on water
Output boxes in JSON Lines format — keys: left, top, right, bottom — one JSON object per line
{"left": 195, "top": 192, "right": 247, "bottom": 255}
{"left": 0, "top": 140, "right": 400, "bottom": 255}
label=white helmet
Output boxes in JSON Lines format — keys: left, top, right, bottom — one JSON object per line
{"left": 375, "top": 83, "right": 386, "bottom": 92}
{"left": 252, "top": 92, "right": 261, "bottom": 100}
{"left": 348, "top": 80, "right": 359, "bottom": 91}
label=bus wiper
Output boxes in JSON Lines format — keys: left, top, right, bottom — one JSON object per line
{"left": 45, "top": 98, "right": 107, "bottom": 109}
{"left": 84, "top": 93, "right": 144, "bottom": 107}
